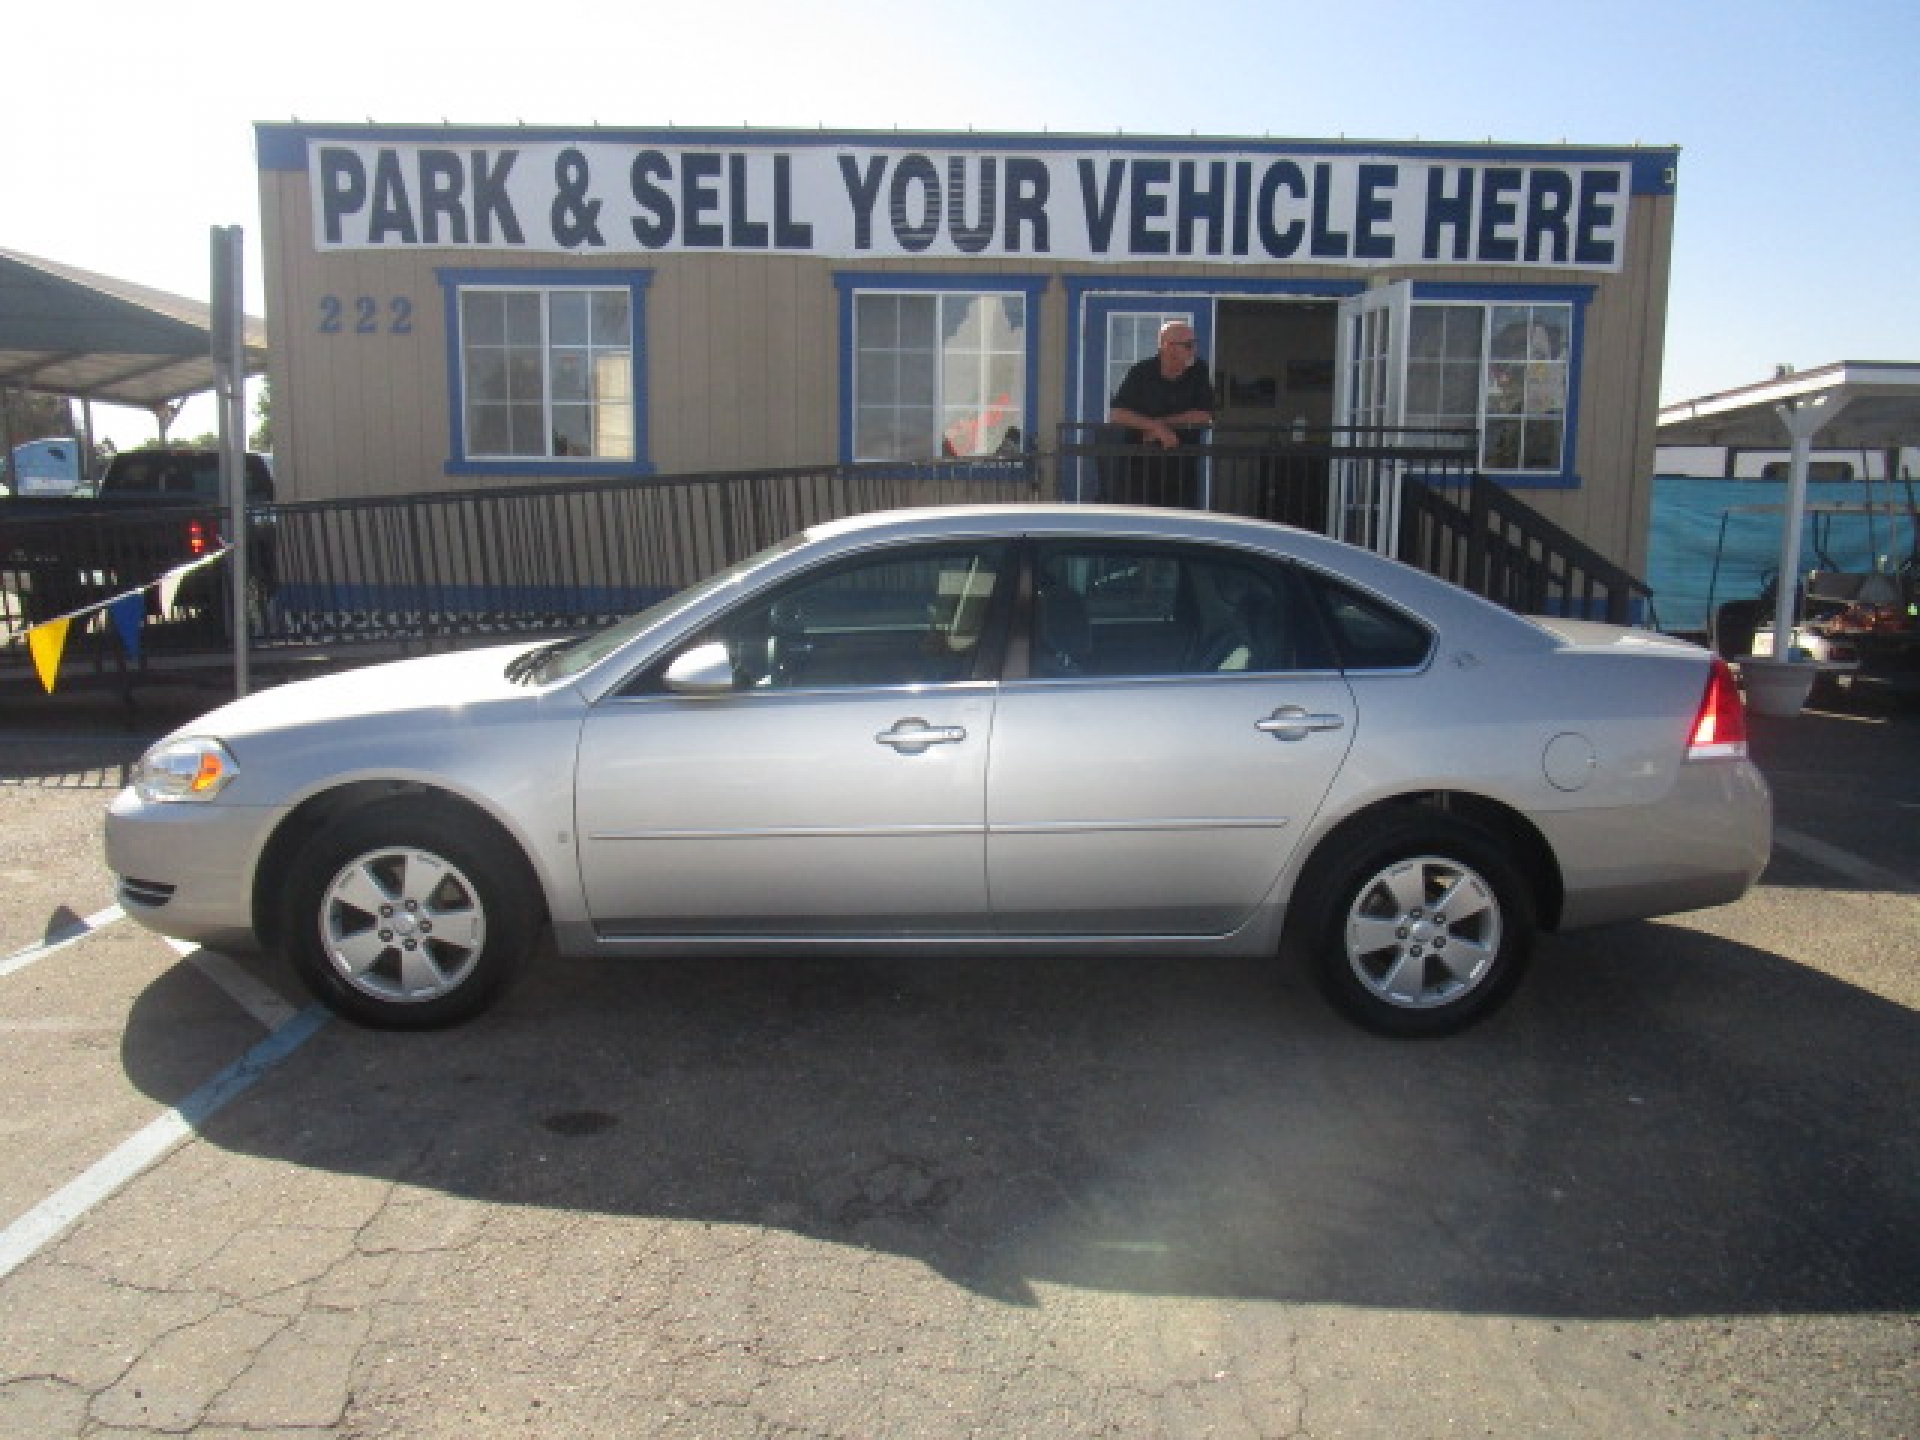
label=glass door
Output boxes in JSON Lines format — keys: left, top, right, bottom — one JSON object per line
{"left": 1332, "top": 282, "right": 1411, "bottom": 553}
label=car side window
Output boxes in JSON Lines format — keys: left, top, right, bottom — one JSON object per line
{"left": 699, "top": 541, "right": 1012, "bottom": 690}
{"left": 1029, "top": 541, "right": 1328, "bottom": 678}
{"left": 1306, "top": 574, "right": 1434, "bottom": 671}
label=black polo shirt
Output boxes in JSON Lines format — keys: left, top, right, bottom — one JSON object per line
{"left": 1111, "top": 355, "right": 1216, "bottom": 419}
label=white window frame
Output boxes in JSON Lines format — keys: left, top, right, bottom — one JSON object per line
{"left": 838, "top": 274, "right": 1046, "bottom": 464}
{"left": 441, "top": 268, "right": 651, "bottom": 477}
{"left": 1405, "top": 296, "right": 1578, "bottom": 479}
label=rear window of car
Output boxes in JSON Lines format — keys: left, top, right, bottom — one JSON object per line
{"left": 1308, "top": 576, "right": 1434, "bottom": 671}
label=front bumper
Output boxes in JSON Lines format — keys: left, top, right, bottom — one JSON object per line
{"left": 104, "top": 789, "right": 281, "bottom": 953}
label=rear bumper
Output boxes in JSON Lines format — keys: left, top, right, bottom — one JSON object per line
{"left": 1541, "top": 758, "right": 1773, "bottom": 930}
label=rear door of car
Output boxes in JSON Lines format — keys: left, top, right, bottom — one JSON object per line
{"left": 575, "top": 539, "right": 1013, "bottom": 936}
{"left": 987, "top": 538, "right": 1358, "bottom": 935}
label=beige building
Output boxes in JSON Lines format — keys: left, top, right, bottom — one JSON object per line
{"left": 256, "top": 124, "right": 1678, "bottom": 576}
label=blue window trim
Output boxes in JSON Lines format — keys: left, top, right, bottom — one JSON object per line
{"left": 1064, "top": 275, "right": 1364, "bottom": 428}
{"left": 1409, "top": 281, "right": 1595, "bottom": 491}
{"left": 834, "top": 272, "right": 1049, "bottom": 465}
{"left": 438, "top": 267, "right": 655, "bottom": 478}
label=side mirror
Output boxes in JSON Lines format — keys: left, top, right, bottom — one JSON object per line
{"left": 662, "top": 641, "right": 737, "bottom": 695}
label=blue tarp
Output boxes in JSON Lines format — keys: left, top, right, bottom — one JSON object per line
{"left": 1647, "top": 475, "right": 1919, "bottom": 633}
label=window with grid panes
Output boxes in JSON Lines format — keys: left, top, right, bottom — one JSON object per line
{"left": 460, "top": 287, "right": 634, "bottom": 460}
{"left": 853, "top": 291, "right": 1026, "bottom": 461}
{"left": 1406, "top": 302, "right": 1571, "bottom": 474}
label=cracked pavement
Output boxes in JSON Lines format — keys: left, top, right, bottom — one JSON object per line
{"left": 0, "top": 679, "right": 1915, "bottom": 1438}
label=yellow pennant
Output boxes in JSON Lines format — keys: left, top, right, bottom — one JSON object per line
{"left": 28, "top": 617, "right": 71, "bottom": 693}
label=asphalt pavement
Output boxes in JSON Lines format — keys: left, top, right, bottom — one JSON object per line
{"left": 0, "top": 661, "right": 1914, "bottom": 1439}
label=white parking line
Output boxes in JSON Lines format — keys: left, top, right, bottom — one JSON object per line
{"left": 0, "top": 1003, "right": 330, "bottom": 1282}
{"left": 168, "top": 939, "right": 303, "bottom": 1031}
{"left": 1774, "top": 825, "right": 1917, "bottom": 895}
{"left": 0, "top": 905, "right": 126, "bottom": 978}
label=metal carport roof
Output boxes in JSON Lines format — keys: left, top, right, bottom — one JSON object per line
{"left": 1657, "top": 361, "right": 1920, "bottom": 661}
{"left": 1658, "top": 361, "right": 1920, "bottom": 453}
{"left": 0, "top": 246, "right": 267, "bottom": 414}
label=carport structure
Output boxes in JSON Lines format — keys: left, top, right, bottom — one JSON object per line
{"left": 1657, "top": 361, "right": 1920, "bottom": 657}
{"left": 0, "top": 246, "right": 268, "bottom": 459}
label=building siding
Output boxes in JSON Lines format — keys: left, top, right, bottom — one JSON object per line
{"left": 257, "top": 129, "right": 1676, "bottom": 579}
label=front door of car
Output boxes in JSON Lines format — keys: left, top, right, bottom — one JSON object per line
{"left": 574, "top": 540, "right": 1013, "bottom": 936}
{"left": 987, "top": 539, "right": 1357, "bottom": 935}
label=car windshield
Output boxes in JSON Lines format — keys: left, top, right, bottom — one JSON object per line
{"left": 530, "top": 533, "right": 810, "bottom": 683}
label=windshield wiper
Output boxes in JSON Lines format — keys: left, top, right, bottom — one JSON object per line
{"left": 503, "top": 638, "right": 574, "bottom": 685}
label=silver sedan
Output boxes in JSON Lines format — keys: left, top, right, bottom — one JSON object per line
{"left": 106, "top": 506, "right": 1771, "bottom": 1037}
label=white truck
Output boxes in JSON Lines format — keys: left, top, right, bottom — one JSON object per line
{"left": 6, "top": 437, "right": 86, "bottom": 497}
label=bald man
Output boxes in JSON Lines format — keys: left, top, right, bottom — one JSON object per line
{"left": 1109, "top": 321, "right": 1216, "bottom": 448}
{"left": 1108, "top": 320, "right": 1215, "bottom": 505}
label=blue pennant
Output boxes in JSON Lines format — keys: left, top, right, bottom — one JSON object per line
{"left": 107, "top": 594, "right": 145, "bottom": 661}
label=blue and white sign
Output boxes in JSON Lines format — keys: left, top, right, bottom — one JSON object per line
{"left": 308, "top": 140, "right": 1634, "bottom": 271}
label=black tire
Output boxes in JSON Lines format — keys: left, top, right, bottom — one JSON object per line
{"left": 281, "top": 800, "right": 540, "bottom": 1028}
{"left": 1292, "top": 813, "right": 1534, "bottom": 1038}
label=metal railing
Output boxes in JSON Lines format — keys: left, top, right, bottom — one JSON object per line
{"left": 3, "top": 436, "right": 1653, "bottom": 677}
{"left": 1398, "top": 471, "right": 1656, "bottom": 626}
{"left": 1052, "top": 422, "right": 1484, "bottom": 549}
{"left": 0, "top": 501, "right": 228, "bottom": 624}
{"left": 255, "top": 462, "right": 1048, "bottom": 646}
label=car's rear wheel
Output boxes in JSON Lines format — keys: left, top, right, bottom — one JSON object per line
{"left": 1294, "top": 813, "right": 1534, "bottom": 1038}
{"left": 282, "top": 801, "right": 538, "bottom": 1028}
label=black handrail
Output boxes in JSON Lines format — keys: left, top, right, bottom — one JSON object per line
{"left": 1398, "top": 472, "right": 1655, "bottom": 626}
{"left": 4, "top": 442, "right": 1655, "bottom": 674}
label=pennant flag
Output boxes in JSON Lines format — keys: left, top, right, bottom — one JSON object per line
{"left": 159, "top": 566, "right": 187, "bottom": 618}
{"left": 28, "top": 617, "right": 71, "bottom": 693}
{"left": 108, "top": 594, "right": 146, "bottom": 661}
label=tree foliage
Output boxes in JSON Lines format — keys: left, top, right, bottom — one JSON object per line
{"left": 251, "top": 381, "right": 273, "bottom": 453}
{"left": 2, "top": 391, "right": 75, "bottom": 445}
{"left": 126, "top": 433, "right": 219, "bottom": 450}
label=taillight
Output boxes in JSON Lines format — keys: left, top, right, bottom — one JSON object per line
{"left": 1687, "top": 655, "right": 1749, "bottom": 760}
{"left": 187, "top": 519, "right": 210, "bottom": 557}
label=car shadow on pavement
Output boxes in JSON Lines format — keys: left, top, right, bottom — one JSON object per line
{"left": 117, "top": 922, "right": 1920, "bottom": 1320}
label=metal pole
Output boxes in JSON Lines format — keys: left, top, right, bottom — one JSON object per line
{"left": 1, "top": 386, "right": 15, "bottom": 485}
{"left": 1769, "top": 394, "right": 1848, "bottom": 661}
{"left": 79, "top": 399, "right": 96, "bottom": 491}
{"left": 212, "top": 226, "right": 251, "bottom": 695}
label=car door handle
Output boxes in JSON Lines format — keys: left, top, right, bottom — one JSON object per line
{"left": 1256, "top": 706, "right": 1346, "bottom": 741}
{"left": 875, "top": 718, "right": 968, "bottom": 754}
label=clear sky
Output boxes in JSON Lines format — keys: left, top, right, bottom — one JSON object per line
{"left": 5, "top": 0, "right": 1915, "bottom": 449}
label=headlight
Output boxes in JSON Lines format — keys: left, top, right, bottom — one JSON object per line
{"left": 133, "top": 737, "right": 239, "bottom": 803}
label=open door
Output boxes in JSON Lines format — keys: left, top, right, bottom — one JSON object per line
{"left": 1332, "top": 282, "right": 1412, "bottom": 554}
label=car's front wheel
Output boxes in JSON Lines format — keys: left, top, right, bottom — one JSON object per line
{"left": 1293, "top": 813, "right": 1534, "bottom": 1038}
{"left": 282, "top": 801, "right": 539, "bottom": 1028}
